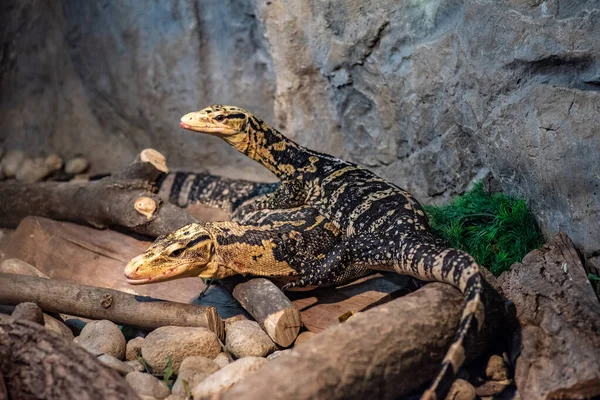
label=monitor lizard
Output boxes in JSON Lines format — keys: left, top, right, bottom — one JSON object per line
{"left": 176, "top": 105, "right": 487, "bottom": 400}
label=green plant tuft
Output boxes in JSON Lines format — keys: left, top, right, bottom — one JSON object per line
{"left": 423, "top": 182, "right": 544, "bottom": 276}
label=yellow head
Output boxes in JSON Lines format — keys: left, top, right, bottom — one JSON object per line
{"left": 180, "top": 105, "right": 251, "bottom": 151}
{"left": 124, "top": 223, "right": 216, "bottom": 284}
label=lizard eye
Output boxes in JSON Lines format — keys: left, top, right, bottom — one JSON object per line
{"left": 170, "top": 248, "right": 185, "bottom": 257}
{"left": 215, "top": 115, "right": 225, "bottom": 122}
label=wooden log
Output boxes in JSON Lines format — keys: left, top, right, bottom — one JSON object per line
{"left": 215, "top": 283, "right": 491, "bottom": 400}
{"left": 0, "top": 319, "right": 140, "bottom": 400}
{"left": 0, "top": 273, "right": 224, "bottom": 340}
{"left": 497, "top": 232, "right": 600, "bottom": 400}
{"left": 0, "top": 148, "right": 197, "bottom": 237}
{"left": 232, "top": 278, "right": 302, "bottom": 347}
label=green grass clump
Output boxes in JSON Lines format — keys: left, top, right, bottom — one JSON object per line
{"left": 423, "top": 182, "right": 543, "bottom": 276}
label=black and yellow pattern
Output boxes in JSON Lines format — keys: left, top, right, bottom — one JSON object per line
{"left": 175, "top": 105, "right": 487, "bottom": 400}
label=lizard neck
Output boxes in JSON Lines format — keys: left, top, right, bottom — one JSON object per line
{"left": 227, "top": 115, "right": 313, "bottom": 180}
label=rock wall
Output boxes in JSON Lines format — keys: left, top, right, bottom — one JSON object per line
{"left": 0, "top": 0, "right": 598, "bottom": 253}
{"left": 256, "top": 0, "right": 600, "bottom": 253}
{"left": 0, "top": 0, "right": 277, "bottom": 181}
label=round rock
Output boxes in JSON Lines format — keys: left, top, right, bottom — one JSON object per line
{"left": 171, "top": 356, "right": 220, "bottom": 396}
{"left": 98, "top": 354, "right": 135, "bottom": 376}
{"left": 125, "top": 371, "right": 170, "bottom": 400}
{"left": 446, "top": 378, "right": 476, "bottom": 400}
{"left": 16, "top": 157, "right": 51, "bottom": 182}
{"left": 1, "top": 150, "right": 25, "bottom": 178}
{"left": 485, "top": 354, "right": 510, "bottom": 381}
{"left": 74, "top": 319, "right": 126, "bottom": 359}
{"left": 141, "top": 326, "right": 221, "bottom": 373}
{"left": 65, "top": 156, "right": 90, "bottom": 174}
{"left": 213, "top": 352, "right": 233, "bottom": 368}
{"left": 267, "top": 349, "right": 292, "bottom": 360}
{"left": 43, "top": 314, "right": 74, "bottom": 340}
{"left": 191, "top": 357, "right": 268, "bottom": 398}
{"left": 44, "top": 154, "right": 63, "bottom": 172}
{"left": 126, "top": 336, "right": 145, "bottom": 361}
{"left": 226, "top": 320, "right": 277, "bottom": 358}
{"left": 0, "top": 258, "right": 49, "bottom": 278}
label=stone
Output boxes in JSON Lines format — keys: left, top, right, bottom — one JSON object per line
{"left": 141, "top": 326, "right": 221, "bottom": 374}
{"left": 74, "top": 319, "right": 126, "bottom": 360}
{"left": 225, "top": 320, "right": 277, "bottom": 358}
{"left": 98, "top": 354, "right": 135, "bottom": 376}
{"left": 15, "top": 157, "right": 51, "bottom": 182}
{"left": 125, "top": 359, "right": 146, "bottom": 372}
{"left": 171, "top": 356, "right": 220, "bottom": 397}
{"left": 446, "top": 379, "right": 476, "bottom": 400}
{"left": 213, "top": 352, "right": 233, "bottom": 368}
{"left": 485, "top": 355, "right": 510, "bottom": 382}
{"left": 11, "top": 302, "right": 44, "bottom": 324}
{"left": 64, "top": 156, "right": 89, "bottom": 174}
{"left": 44, "top": 154, "right": 63, "bottom": 172}
{"left": 126, "top": 336, "right": 145, "bottom": 361}
{"left": 1, "top": 150, "right": 25, "bottom": 178}
{"left": 266, "top": 349, "right": 292, "bottom": 360}
{"left": 0, "top": 258, "right": 49, "bottom": 278}
{"left": 191, "top": 357, "right": 268, "bottom": 398}
{"left": 125, "top": 372, "right": 170, "bottom": 400}
{"left": 294, "top": 331, "right": 316, "bottom": 346}
{"left": 42, "top": 314, "right": 74, "bottom": 340}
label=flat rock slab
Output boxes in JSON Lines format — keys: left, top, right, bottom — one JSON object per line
{"left": 288, "top": 272, "right": 413, "bottom": 333}
{"left": 4, "top": 216, "right": 204, "bottom": 303}
{"left": 498, "top": 232, "right": 600, "bottom": 400}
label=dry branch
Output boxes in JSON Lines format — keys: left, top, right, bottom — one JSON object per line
{"left": 0, "top": 273, "right": 224, "bottom": 340}
{"left": 232, "top": 278, "right": 302, "bottom": 347}
{"left": 0, "top": 319, "right": 140, "bottom": 400}
{"left": 216, "top": 283, "right": 498, "bottom": 400}
{"left": 0, "top": 148, "right": 197, "bottom": 237}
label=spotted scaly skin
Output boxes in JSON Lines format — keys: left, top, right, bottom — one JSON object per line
{"left": 125, "top": 205, "right": 370, "bottom": 289}
{"left": 180, "top": 105, "right": 486, "bottom": 400}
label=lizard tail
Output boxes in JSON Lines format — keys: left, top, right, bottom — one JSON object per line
{"left": 396, "top": 239, "right": 485, "bottom": 400}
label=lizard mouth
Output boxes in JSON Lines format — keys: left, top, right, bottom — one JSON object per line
{"left": 124, "top": 261, "right": 199, "bottom": 285}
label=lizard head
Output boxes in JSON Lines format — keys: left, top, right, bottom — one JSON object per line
{"left": 180, "top": 105, "right": 251, "bottom": 152}
{"left": 124, "top": 223, "right": 216, "bottom": 284}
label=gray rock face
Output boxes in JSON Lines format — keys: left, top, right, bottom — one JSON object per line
{"left": 255, "top": 0, "right": 600, "bottom": 253}
{"left": 1, "top": 0, "right": 598, "bottom": 254}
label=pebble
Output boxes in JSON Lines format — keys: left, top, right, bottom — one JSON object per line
{"left": 43, "top": 314, "right": 74, "bottom": 340}
{"left": 1, "top": 150, "right": 25, "bottom": 178}
{"left": 65, "top": 156, "right": 89, "bottom": 174}
{"left": 98, "top": 354, "right": 135, "bottom": 375}
{"left": 125, "top": 372, "right": 170, "bottom": 400}
{"left": 16, "top": 157, "right": 51, "bottom": 182}
{"left": 165, "top": 395, "right": 185, "bottom": 400}
{"left": 44, "top": 154, "right": 63, "bottom": 172}
{"left": 141, "top": 326, "right": 221, "bottom": 373}
{"left": 294, "top": 331, "right": 316, "bottom": 346}
{"left": 267, "top": 349, "right": 292, "bottom": 360}
{"left": 74, "top": 319, "right": 126, "bottom": 359}
{"left": 0, "top": 258, "right": 49, "bottom": 278}
{"left": 191, "top": 357, "right": 268, "bottom": 398}
{"left": 126, "top": 336, "right": 145, "bottom": 361}
{"left": 226, "top": 320, "right": 277, "bottom": 358}
{"left": 213, "top": 352, "right": 234, "bottom": 368}
{"left": 485, "top": 354, "right": 510, "bottom": 381}
{"left": 125, "top": 359, "right": 146, "bottom": 372}
{"left": 445, "top": 378, "right": 476, "bottom": 400}
{"left": 11, "top": 302, "right": 44, "bottom": 324}
{"left": 171, "top": 356, "right": 220, "bottom": 396}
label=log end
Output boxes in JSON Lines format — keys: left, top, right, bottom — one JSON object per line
{"left": 263, "top": 307, "right": 302, "bottom": 347}
{"left": 139, "top": 149, "right": 168, "bottom": 174}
